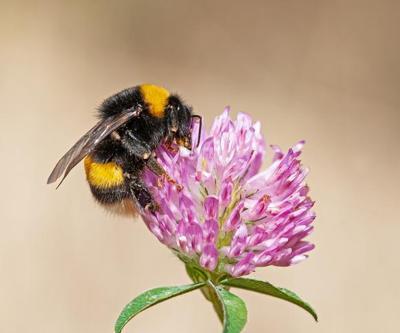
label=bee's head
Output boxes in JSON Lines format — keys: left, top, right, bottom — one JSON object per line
{"left": 167, "top": 95, "right": 201, "bottom": 150}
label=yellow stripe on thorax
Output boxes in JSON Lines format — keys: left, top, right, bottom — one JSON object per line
{"left": 84, "top": 156, "right": 124, "bottom": 188}
{"left": 139, "top": 84, "right": 170, "bottom": 118}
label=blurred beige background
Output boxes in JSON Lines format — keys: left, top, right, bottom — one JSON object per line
{"left": 1, "top": 0, "right": 399, "bottom": 332}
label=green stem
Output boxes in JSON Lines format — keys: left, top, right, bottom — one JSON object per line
{"left": 206, "top": 285, "right": 224, "bottom": 323}
{"left": 184, "top": 261, "right": 225, "bottom": 325}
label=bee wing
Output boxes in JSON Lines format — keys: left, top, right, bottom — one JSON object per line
{"left": 47, "top": 108, "right": 141, "bottom": 187}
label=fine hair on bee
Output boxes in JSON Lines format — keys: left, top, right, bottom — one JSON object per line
{"left": 48, "top": 84, "right": 202, "bottom": 215}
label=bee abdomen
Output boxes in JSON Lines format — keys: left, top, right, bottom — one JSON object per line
{"left": 84, "top": 155, "right": 125, "bottom": 188}
{"left": 84, "top": 155, "right": 129, "bottom": 204}
{"left": 83, "top": 156, "right": 138, "bottom": 216}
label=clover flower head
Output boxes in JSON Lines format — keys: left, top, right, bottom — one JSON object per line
{"left": 142, "top": 108, "right": 315, "bottom": 278}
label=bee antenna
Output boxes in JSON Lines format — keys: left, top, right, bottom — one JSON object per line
{"left": 191, "top": 115, "right": 202, "bottom": 148}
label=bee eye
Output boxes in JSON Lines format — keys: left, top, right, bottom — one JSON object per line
{"left": 177, "top": 106, "right": 180, "bottom": 111}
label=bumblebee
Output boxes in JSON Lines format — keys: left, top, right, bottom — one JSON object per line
{"left": 48, "top": 84, "right": 201, "bottom": 214}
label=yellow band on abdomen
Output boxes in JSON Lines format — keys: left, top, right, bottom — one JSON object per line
{"left": 84, "top": 156, "right": 124, "bottom": 188}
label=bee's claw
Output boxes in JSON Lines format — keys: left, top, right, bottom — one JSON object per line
{"left": 165, "top": 144, "right": 178, "bottom": 153}
{"left": 157, "top": 177, "right": 165, "bottom": 188}
{"left": 145, "top": 202, "right": 159, "bottom": 213}
{"left": 165, "top": 175, "right": 183, "bottom": 190}
{"left": 173, "top": 182, "right": 184, "bottom": 191}
{"left": 157, "top": 174, "right": 183, "bottom": 191}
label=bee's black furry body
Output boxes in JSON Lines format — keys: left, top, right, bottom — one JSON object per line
{"left": 85, "top": 138, "right": 148, "bottom": 206}
{"left": 99, "top": 87, "right": 165, "bottom": 151}
{"left": 80, "top": 84, "right": 193, "bottom": 213}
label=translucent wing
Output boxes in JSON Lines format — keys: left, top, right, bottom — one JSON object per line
{"left": 47, "top": 108, "right": 141, "bottom": 187}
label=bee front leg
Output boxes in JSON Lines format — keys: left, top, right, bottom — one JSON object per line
{"left": 164, "top": 132, "right": 178, "bottom": 153}
{"left": 146, "top": 156, "right": 183, "bottom": 191}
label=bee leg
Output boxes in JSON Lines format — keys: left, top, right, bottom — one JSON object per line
{"left": 146, "top": 156, "right": 183, "bottom": 191}
{"left": 164, "top": 133, "right": 178, "bottom": 152}
{"left": 128, "top": 179, "right": 159, "bottom": 213}
{"left": 122, "top": 130, "right": 153, "bottom": 159}
{"left": 165, "top": 143, "right": 179, "bottom": 153}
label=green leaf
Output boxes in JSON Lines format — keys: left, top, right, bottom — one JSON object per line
{"left": 208, "top": 282, "right": 247, "bottom": 333}
{"left": 222, "top": 278, "right": 318, "bottom": 321}
{"left": 115, "top": 282, "right": 205, "bottom": 333}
